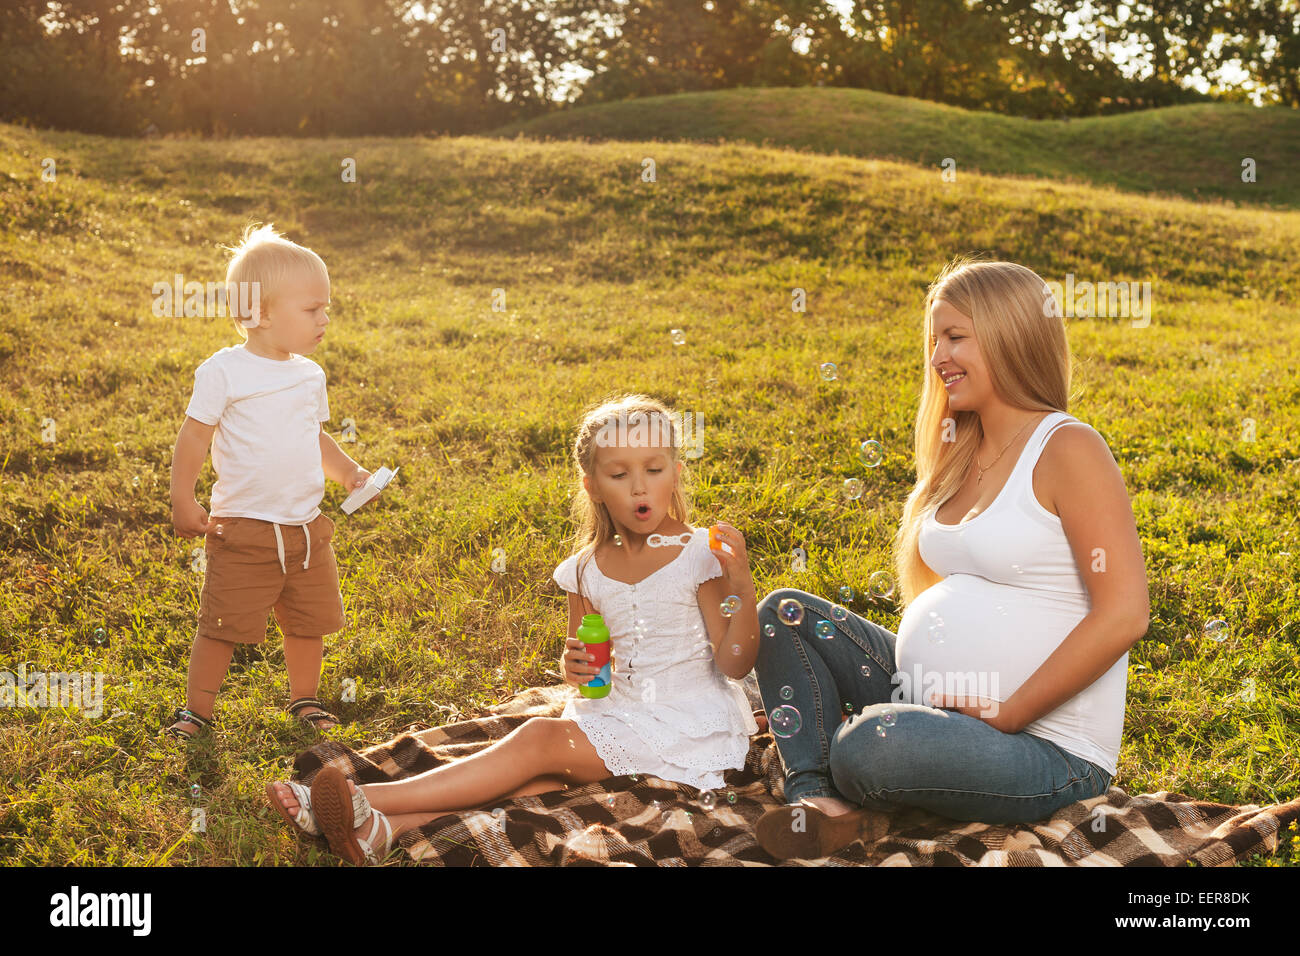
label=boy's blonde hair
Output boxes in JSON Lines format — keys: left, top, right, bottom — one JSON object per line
{"left": 564, "top": 394, "right": 694, "bottom": 610}
{"left": 221, "top": 223, "right": 329, "bottom": 337}
{"left": 893, "top": 255, "right": 1073, "bottom": 608}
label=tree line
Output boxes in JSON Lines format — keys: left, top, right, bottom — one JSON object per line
{"left": 1, "top": 0, "right": 1294, "bottom": 137}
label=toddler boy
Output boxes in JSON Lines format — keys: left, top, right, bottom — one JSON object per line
{"left": 167, "top": 223, "right": 369, "bottom": 739}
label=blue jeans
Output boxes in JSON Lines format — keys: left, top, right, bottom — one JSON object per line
{"left": 754, "top": 587, "right": 1114, "bottom": 824}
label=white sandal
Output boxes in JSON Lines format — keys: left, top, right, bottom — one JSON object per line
{"left": 267, "top": 780, "right": 323, "bottom": 837}
{"left": 311, "top": 765, "right": 395, "bottom": 866}
{"left": 267, "top": 776, "right": 372, "bottom": 839}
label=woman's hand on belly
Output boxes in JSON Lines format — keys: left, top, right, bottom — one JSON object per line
{"left": 928, "top": 691, "right": 1024, "bottom": 734}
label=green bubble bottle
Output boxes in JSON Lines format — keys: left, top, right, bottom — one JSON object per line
{"left": 577, "top": 614, "right": 612, "bottom": 698}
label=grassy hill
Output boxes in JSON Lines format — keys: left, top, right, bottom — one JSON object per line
{"left": 490, "top": 87, "right": 1300, "bottom": 209}
{"left": 0, "top": 117, "right": 1297, "bottom": 865}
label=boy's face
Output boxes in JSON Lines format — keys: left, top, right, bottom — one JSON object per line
{"left": 254, "top": 269, "right": 330, "bottom": 356}
{"left": 584, "top": 440, "right": 682, "bottom": 535}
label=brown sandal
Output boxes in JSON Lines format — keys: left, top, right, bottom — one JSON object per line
{"left": 288, "top": 696, "right": 340, "bottom": 730}
{"left": 310, "top": 765, "right": 394, "bottom": 866}
{"left": 755, "top": 802, "right": 888, "bottom": 860}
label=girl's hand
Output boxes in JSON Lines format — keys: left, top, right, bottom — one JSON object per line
{"left": 562, "top": 638, "right": 614, "bottom": 686}
{"left": 928, "top": 693, "right": 1021, "bottom": 734}
{"left": 347, "top": 466, "right": 371, "bottom": 491}
{"left": 708, "top": 522, "right": 752, "bottom": 583}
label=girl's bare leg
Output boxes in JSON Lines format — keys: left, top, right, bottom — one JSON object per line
{"left": 362, "top": 717, "right": 608, "bottom": 817}
{"left": 268, "top": 735, "right": 596, "bottom": 841}
{"left": 379, "top": 776, "right": 577, "bottom": 841}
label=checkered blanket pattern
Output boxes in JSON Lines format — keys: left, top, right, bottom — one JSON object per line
{"left": 290, "top": 683, "right": 1300, "bottom": 866}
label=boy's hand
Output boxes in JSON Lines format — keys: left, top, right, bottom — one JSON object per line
{"left": 346, "top": 466, "right": 371, "bottom": 491}
{"left": 173, "top": 498, "right": 216, "bottom": 538}
{"left": 708, "top": 522, "right": 753, "bottom": 586}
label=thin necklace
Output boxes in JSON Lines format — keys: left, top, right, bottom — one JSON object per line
{"left": 975, "top": 415, "right": 1039, "bottom": 484}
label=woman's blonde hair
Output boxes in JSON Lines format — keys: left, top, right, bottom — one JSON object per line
{"left": 222, "top": 222, "right": 329, "bottom": 337}
{"left": 892, "top": 255, "right": 1072, "bottom": 607}
{"left": 564, "top": 394, "right": 693, "bottom": 609}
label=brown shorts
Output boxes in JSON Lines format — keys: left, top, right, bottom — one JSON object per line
{"left": 197, "top": 512, "right": 346, "bottom": 644}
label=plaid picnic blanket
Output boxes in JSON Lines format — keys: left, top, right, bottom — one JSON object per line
{"left": 291, "top": 683, "right": 1300, "bottom": 866}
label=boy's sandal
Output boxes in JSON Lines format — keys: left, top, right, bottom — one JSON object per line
{"left": 288, "top": 696, "right": 340, "bottom": 730}
{"left": 164, "top": 707, "right": 213, "bottom": 741}
{"left": 754, "top": 801, "right": 889, "bottom": 860}
{"left": 311, "top": 765, "right": 395, "bottom": 866}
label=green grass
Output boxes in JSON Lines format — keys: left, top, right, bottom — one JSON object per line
{"left": 491, "top": 87, "right": 1300, "bottom": 209}
{"left": 0, "top": 111, "right": 1297, "bottom": 865}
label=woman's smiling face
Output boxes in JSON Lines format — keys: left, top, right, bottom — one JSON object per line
{"left": 930, "top": 299, "right": 991, "bottom": 410}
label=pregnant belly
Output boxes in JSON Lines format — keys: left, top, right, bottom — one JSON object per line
{"left": 894, "top": 574, "right": 1089, "bottom": 706}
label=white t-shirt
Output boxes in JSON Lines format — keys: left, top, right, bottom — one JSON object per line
{"left": 184, "top": 344, "right": 330, "bottom": 525}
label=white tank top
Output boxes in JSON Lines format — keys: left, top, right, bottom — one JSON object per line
{"left": 894, "top": 411, "right": 1127, "bottom": 776}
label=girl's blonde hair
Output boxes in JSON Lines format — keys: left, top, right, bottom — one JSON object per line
{"left": 222, "top": 222, "right": 329, "bottom": 337}
{"left": 892, "top": 255, "right": 1072, "bottom": 607}
{"left": 565, "top": 394, "right": 694, "bottom": 609}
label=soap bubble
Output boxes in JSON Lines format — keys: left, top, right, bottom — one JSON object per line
{"left": 190, "top": 783, "right": 201, "bottom": 799}
{"left": 720, "top": 595, "right": 741, "bottom": 617}
{"left": 92, "top": 627, "right": 107, "bottom": 646}
{"left": 1204, "top": 618, "right": 1229, "bottom": 642}
{"left": 814, "top": 619, "right": 834, "bottom": 639}
{"left": 1011, "top": 564, "right": 1024, "bottom": 575}
{"left": 727, "top": 791, "right": 737, "bottom": 804}
{"left": 859, "top": 439, "right": 884, "bottom": 468}
{"left": 842, "top": 701, "right": 854, "bottom": 714}
{"left": 880, "top": 708, "right": 897, "bottom": 727}
{"left": 777, "top": 598, "right": 804, "bottom": 626}
{"left": 819, "top": 362, "right": 838, "bottom": 381}
{"left": 926, "top": 611, "right": 947, "bottom": 644}
{"left": 215, "top": 524, "right": 225, "bottom": 536}
{"left": 842, "top": 478, "right": 864, "bottom": 501}
{"left": 838, "top": 585, "right": 854, "bottom": 603}
{"left": 868, "top": 571, "right": 895, "bottom": 599}
{"left": 779, "top": 685, "right": 794, "bottom": 700}
{"left": 700, "top": 790, "right": 717, "bottom": 810}
{"left": 731, "top": 644, "right": 741, "bottom": 654}
{"left": 769, "top": 705, "right": 803, "bottom": 738}
{"left": 860, "top": 664, "right": 871, "bottom": 678}
{"left": 670, "top": 328, "right": 686, "bottom": 346}
{"left": 763, "top": 624, "right": 776, "bottom": 638}
{"left": 875, "top": 724, "right": 888, "bottom": 738}
{"left": 830, "top": 604, "right": 849, "bottom": 622}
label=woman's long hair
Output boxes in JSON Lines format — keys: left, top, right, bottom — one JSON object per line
{"left": 893, "top": 256, "right": 1074, "bottom": 607}
{"left": 564, "top": 394, "right": 694, "bottom": 610}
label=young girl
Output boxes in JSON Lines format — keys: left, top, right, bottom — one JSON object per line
{"left": 268, "top": 394, "right": 760, "bottom": 864}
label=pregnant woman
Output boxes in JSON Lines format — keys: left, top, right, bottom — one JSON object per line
{"left": 753, "top": 257, "right": 1150, "bottom": 859}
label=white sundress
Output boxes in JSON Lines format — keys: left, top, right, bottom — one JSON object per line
{"left": 552, "top": 527, "right": 759, "bottom": 791}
